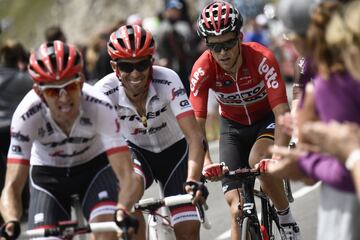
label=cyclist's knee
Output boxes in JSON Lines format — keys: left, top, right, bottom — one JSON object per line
{"left": 225, "top": 191, "right": 242, "bottom": 219}
{"left": 174, "top": 220, "right": 200, "bottom": 240}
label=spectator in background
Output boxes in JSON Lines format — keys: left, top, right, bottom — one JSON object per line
{"left": 44, "top": 25, "right": 67, "bottom": 42}
{"left": 91, "top": 19, "right": 126, "bottom": 82}
{"left": 243, "top": 14, "right": 270, "bottom": 47}
{"left": 261, "top": 2, "right": 360, "bottom": 239}
{"left": 155, "top": 0, "right": 196, "bottom": 95}
{"left": 44, "top": 25, "right": 91, "bottom": 81}
{"left": 0, "top": 40, "right": 33, "bottom": 223}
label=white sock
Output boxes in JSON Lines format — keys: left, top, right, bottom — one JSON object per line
{"left": 276, "top": 206, "right": 295, "bottom": 225}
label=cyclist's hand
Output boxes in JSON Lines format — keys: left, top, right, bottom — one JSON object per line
{"left": 0, "top": 221, "right": 20, "bottom": 240}
{"left": 256, "top": 159, "right": 275, "bottom": 173}
{"left": 202, "top": 163, "right": 227, "bottom": 181}
{"left": 184, "top": 181, "right": 209, "bottom": 205}
{"left": 114, "top": 208, "right": 139, "bottom": 239}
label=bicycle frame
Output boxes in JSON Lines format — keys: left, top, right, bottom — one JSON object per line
{"left": 226, "top": 168, "right": 286, "bottom": 240}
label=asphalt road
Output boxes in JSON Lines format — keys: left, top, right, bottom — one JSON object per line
{"left": 143, "top": 141, "right": 320, "bottom": 240}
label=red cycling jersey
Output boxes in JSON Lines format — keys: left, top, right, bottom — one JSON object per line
{"left": 189, "top": 42, "right": 288, "bottom": 125}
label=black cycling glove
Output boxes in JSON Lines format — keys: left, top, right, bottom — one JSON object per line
{"left": 184, "top": 181, "right": 209, "bottom": 200}
{"left": 114, "top": 209, "right": 139, "bottom": 234}
{"left": 0, "top": 221, "right": 21, "bottom": 240}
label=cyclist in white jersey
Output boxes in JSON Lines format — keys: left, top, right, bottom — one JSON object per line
{"left": 0, "top": 41, "right": 140, "bottom": 240}
{"left": 94, "top": 25, "right": 208, "bottom": 240}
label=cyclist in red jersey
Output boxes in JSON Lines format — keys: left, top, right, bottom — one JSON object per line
{"left": 193, "top": 2, "right": 301, "bottom": 239}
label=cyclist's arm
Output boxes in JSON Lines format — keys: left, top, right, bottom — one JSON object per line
{"left": 107, "top": 150, "right": 141, "bottom": 211}
{"left": 0, "top": 163, "right": 29, "bottom": 222}
{"left": 195, "top": 117, "right": 213, "bottom": 166}
{"left": 178, "top": 113, "right": 206, "bottom": 182}
{"left": 272, "top": 103, "right": 291, "bottom": 154}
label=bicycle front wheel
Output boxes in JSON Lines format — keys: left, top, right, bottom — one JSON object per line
{"left": 241, "top": 217, "right": 262, "bottom": 240}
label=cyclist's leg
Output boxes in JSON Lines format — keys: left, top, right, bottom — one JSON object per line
{"left": 28, "top": 166, "right": 71, "bottom": 240}
{"left": 249, "top": 115, "right": 300, "bottom": 239}
{"left": 219, "top": 116, "right": 255, "bottom": 240}
{"left": 83, "top": 152, "right": 146, "bottom": 240}
{"left": 155, "top": 139, "right": 200, "bottom": 240}
{"left": 128, "top": 141, "right": 156, "bottom": 240}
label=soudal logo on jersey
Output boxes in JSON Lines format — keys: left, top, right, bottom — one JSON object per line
{"left": 43, "top": 136, "right": 96, "bottom": 148}
{"left": 104, "top": 86, "right": 119, "bottom": 96}
{"left": 21, "top": 103, "right": 42, "bottom": 121}
{"left": 120, "top": 106, "right": 167, "bottom": 122}
{"left": 11, "top": 131, "right": 30, "bottom": 142}
{"left": 131, "top": 122, "right": 167, "bottom": 135}
{"left": 190, "top": 67, "right": 206, "bottom": 96}
{"left": 153, "top": 79, "right": 171, "bottom": 85}
{"left": 216, "top": 79, "right": 233, "bottom": 87}
{"left": 258, "top": 57, "right": 279, "bottom": 89}
{"left": 217, "top": 82, "right": 267, "bottom": 106}
{"left": 171, "top": 88, "right": 186, "bottom": 100}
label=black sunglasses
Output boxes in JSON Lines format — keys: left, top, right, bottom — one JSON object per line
{"left": 206, "top": 38, "right": 238, "bottom": 53}
{"left": 116, "top": 58, "right": 152, "bottom": 73}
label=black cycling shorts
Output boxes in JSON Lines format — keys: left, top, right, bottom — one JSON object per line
{"left": 28, "top": 153, "right": 118, "bottom": 229}
{"left": 219, "top": 113, "right": 275, "bottom": 193}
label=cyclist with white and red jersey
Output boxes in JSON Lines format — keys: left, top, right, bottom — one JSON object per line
{"left": 0, "top": 41, "right": 140, "bottom": 240}
{"left": 94, "top": 25, "right": 208, "bottom": 240}
{"left": 193, "top": 1, "right": 301, "bottom": 239}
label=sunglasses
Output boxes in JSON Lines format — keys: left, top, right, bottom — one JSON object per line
{"left": 206, "top": 38, "right": 238, "bottom": 53}
{"left": 116, "top": 58, "right": 152, "bottom": 73}
{"left": 38, "top": 77, "right": 81, "bottom": 97}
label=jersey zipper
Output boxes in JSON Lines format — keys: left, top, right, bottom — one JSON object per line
{"left": 226, "top": 72, "right": 252, "bottom": 125}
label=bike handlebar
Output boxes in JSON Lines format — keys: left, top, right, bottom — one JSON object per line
{"left": 134, "top": 194, "right": 211, "bottom": 230}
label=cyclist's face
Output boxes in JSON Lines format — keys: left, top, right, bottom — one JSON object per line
{"left": 112, "top": 56, "right": 152, "bottom": 97}
{"left": 206, "top": 32, "right": 242, "bottom": 72}
{"left": 35, "top": 75, "right": 83, "bottom": 127}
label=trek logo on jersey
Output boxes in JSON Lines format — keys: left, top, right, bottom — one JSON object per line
{"left": 258, "top": 57, "right": 279, "bottom": 89}
{"left": 80, "top": 117, "right": 92, "bottom": 126}
{"left": 49, "top": 146, "right": 90, "bottom": 158}
{"left": 131, "top": 122, "right": 167, "bottom": 135}
{"left": 171, "top": 87, "right": 187, "bottom": 100}
{"left": 104, "top": 86, "right": 119, "bottom": 96}
{"left": 11, "top": 131, "right": 30, "bottom": 142}
{"left": 21, "top": 103, "right": 42, "bottom": 121}
{"left": 120, "top": 106, "right": 167, "bottom": 122}
{"left": 153, "top": 79, "right": 171, "bottom": 85}
{"left": 43, "top": 136, "right": 96, "bottom": 148}
{"left": 190, "top": 67, "right": 205, "bottom": 96}
{"left": 84, "top": 95, "right": 113, "bottom": 110}
{"left": 46, "top": 122, "right": 54, "bottom": 135}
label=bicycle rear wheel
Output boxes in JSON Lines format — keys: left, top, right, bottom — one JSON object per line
{"left": 241, "top": 217, "right": 262, "bottom": 240}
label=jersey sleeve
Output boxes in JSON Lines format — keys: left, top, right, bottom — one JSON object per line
{"left": 255, "top": 44, "right": 288, "bottom": 108}
{"left": 189, "top": 52, "right": 213, "bottom": 119}
{"left": 95, "top": 97, "right": 129, "bottom": 156}
{"left": 166, "top": 69, "right": 194, "bottom": 120}
{"left": 7, "top": 105, "right": 36, "bottom": 165}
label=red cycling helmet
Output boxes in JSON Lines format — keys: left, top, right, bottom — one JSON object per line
{"left": 28, "top": 41, "right": 83, "bottom": 84}
{"left": 107, "top": 25, "right": 156, "bottom": 60}
{"left": 197, "top": 1, "right": 243, "bottom": 38}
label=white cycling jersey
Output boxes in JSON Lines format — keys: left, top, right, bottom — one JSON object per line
{"left": 94, "top": 66, "right": 193, "bottom": 153}
{"left": 7, "top": 83, "right": 128, "bottom": 167}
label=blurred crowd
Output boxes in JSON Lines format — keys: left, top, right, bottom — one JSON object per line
{"left": 1, "top": 0, "right": 360, "bottom": 238}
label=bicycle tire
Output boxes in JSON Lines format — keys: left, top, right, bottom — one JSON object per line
{"left": 241, "top": 217, "right": 262, "bottom": 240}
